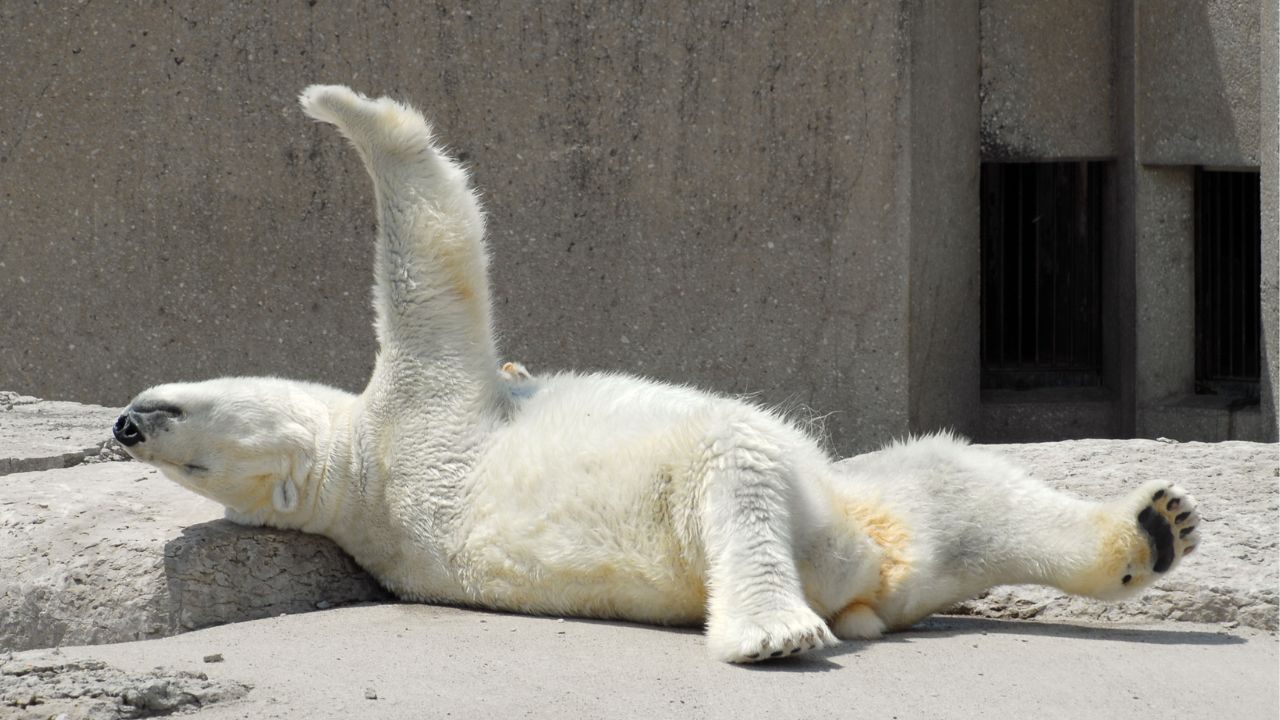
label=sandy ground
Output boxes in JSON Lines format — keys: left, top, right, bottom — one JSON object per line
{"left": 4, "top": 604, "right": 1276, "bottom": 719}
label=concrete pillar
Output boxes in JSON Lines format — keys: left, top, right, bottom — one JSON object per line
{"left": 1262, "top": 0, "right": 1279, "bottom": 441}
{"left": 902, "top": 0, "right": 982, "bottom": 439}
{"left": 1114, "top": 0, "right": 1141, "bottom": 438}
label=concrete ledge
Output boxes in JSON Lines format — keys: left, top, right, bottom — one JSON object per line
{"left": 1, "top": 394, "right": 389, "bottom": 652}
{"left": 0, "top": 460, "right": 388, "bottom": 653}
{"left": 1140, "top": 395, "right": 1268, "bottom": 442}
{"left": 978, "top": 388, "right": 1118, "bottom": 442}
{"left": 0, "top": 392, "right": 125, "bottom": 475}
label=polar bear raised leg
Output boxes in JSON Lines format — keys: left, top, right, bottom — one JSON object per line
{"left": 299, "top": 85, "right": 502, "bottom": 404}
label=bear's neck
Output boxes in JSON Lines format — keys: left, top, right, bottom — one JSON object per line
{"left": 294, "top": 399, "right": 363, "bottom": 539}
{"left": 294, "top": 377, "right": 505, "bottom": 586}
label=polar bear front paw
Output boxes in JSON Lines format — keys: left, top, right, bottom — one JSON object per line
{"left": 707, "top": 604, "right": 839, "bottom": 663}
{"left": 1131, "top": 481, "right": 1200, "bottom": 578}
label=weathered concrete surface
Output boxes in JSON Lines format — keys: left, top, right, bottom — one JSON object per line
{"left": 0, "top": 392, "right": 124, "bottom": 475}
{"left": 1137, "top": 0, "right": 1260, "bottom": 165}
{"left": 904, "top": 1, "right": 981, "bottom": 439}
{"left": 0, "top": 656, "right": 250, "bottom": 720}
{"left": 1262, "top": 0, "right": 1279, "bottom": 443}
{"left": 6, "top": 608, "right": 1277, "bottom": 720}
{"left": 979, "top": 0, "right": 1115, "bottom": 159}
{"left": 0, "top": 2, "right": 974, "bottom": 455}
{"left": 1133, "top": 167, "right": 1195, "bottom": 416}
{"left": 956, "top": 439, "right": 1279, "bottom": 630}
{"left": 1, "top": 456, "right": 387, "bottom": 653}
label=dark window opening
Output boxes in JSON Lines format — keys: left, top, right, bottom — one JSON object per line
{"left": 980, "top": 162, "right": 1106, "bottom": 390}
{"left": 1195, "top": 168, "right": 1261, "bottom": 403}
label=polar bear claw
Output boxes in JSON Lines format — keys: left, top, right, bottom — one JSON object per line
{"left": 1134, "top": 482, "right": 1200, "bottom": 576}
{"left": 710, "top": 604, "right": 838, "bottom": 663}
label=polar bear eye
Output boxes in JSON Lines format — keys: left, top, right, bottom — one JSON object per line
{"left": 133, "top": 402, "right": 185, "bottom": 418}
{"left": 184, "top": 463, "right": 208, "bottom": 474}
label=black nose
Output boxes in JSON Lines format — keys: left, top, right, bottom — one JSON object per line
{"left": 113, "top": 414, "right": 144, "bottom": 446}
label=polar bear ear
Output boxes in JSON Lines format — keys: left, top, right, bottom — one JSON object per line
{"left": 272, "top": 477, "right": 300, "bottom": 514}
{"left": 272, "top": 449, "right": 314, "bottom": 514}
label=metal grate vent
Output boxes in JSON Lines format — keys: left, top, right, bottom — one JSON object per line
{"left": 980, "top": 162, "right": 1106, "bottom": 390}
{"left": 1195, "top": 169, "right": 1261, "bottom": 400}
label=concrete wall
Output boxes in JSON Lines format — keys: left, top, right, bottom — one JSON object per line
{"left": 979, "top": 0, "right": 1115, "bottom": 159}
{"left": 0, "top": 1, "right": 970, "bottom": 455}
{"left": 1138, "top": 0, "right": 1260, "bottom": 166}
{"left": 2, "top": 2, "right": 1267, "bottom": 448}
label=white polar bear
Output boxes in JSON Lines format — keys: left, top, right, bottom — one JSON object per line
{"left": 112, "top": 86, "right": 1201, "bottom": 663}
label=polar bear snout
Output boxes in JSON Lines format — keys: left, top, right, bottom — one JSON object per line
{"left": 112, "top": 413, "right": 144, "bottom": 446}
{"left": 113, "top": 403, "right": 182, "bottom": 446}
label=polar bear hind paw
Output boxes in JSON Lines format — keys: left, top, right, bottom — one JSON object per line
{"left": 708, "top": 604, "right": 839, "bottom": 663}
{"left": 1132, "top": 481, "right": 1200, "bottom": 579}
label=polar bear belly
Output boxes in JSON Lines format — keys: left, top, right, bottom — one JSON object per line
{"left": 453, "top": 374, "right": 719, "bottom": 624}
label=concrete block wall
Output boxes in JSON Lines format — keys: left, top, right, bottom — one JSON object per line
{"left": 0, "top": 2, "right": 983, "bottom": 455}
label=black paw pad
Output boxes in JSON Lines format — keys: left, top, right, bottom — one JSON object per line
{"left": 1137, "top": 505, "right": 1175, "bottom": 573}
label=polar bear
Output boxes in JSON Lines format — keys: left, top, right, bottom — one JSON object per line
{"left": 112, "top": 86, "right": 1200, "bottom": 663}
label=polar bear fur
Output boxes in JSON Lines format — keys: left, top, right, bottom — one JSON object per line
{"left": 114, "top": 86, "right": 1202, "bottom": 663}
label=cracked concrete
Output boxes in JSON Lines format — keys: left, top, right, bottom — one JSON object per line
{"left": 0, "top": 654, "right": 251, "bottom": 719}
{"left": 0, "top": 392, "right": 129, "bottom": 475}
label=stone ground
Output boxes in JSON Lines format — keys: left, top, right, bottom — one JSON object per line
{"left": 1, "top": 394, "right": 1277, "bottom": 718}
{"left": 3, "top": 607, "right": 1275, "bottom": 720}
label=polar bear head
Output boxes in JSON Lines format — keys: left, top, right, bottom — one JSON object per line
{"left": 113, "top": 377, "right": 346, "bottom": 525}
